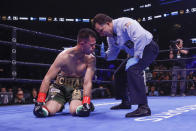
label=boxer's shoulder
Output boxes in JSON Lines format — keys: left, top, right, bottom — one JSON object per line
{"left": 85, "top": 54, "right": 96, "bottom": 63}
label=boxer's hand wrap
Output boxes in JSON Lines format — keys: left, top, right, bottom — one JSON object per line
{"left": 76, "top": 96, "right": 91, "bottom": 117}
{"left": 100, "top": 42, "right": 106, "bottom": 58}
{"left": 82, "top": 96, "right": 90, "bottom": 104}
{"left": 83, "top": 96, "right": 95, "bottom": 112}
{"left": 33, "top": 92, "right": 49, "bottom": 117}
{"left": 37, "top": 92, "right": 46, "bottom": 103}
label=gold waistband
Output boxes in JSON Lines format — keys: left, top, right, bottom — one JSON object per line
{"left": 55, "top": 75, "right": 84, "bottom": 88}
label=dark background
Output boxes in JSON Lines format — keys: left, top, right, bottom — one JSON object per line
{"left": 1, "top": 0, "right": 196, "bottom": 47}
{"left": 0, "top": 0, "right": 196, "bottom": 79}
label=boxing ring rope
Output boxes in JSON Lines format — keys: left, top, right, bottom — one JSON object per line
{"left": 0, "top": 59, "right": 115, "bottom": 72}
{"left": 0, "top": 60, "right": 114, "bottom": 84}
{"left": 155, "top": 57, "right": 196, "bottom": 62}
{"left": 1, "top": 39, "right": 195, "bottom": 62}
{"left": 0, "top": 23, "right": 196, "bottom": 86}
{"left": 0, "top": 59, "right": 194, "bottom": 83}
{"left": 148, "top": 80, "right": 195, "bottom": 82}
{"left": 153, "top": 68, "right": 196, "bottom": 72}
{"left": 0, "top": 24, "right": 77, "bottom": 43}
{"left": 0, "top": 78, "right": 112, "bottom": 84}
{"left": 0, "top": 24, "right": 115, "bottom": 84}
{"left": 96, "top": 56, "right": 124, "bottom": 61}
{"left": 0, "top": 40, "right": 61, "bottom": 53}
{"left": 0, "top": 53, "right": 195, "bottom": 84}
{"left": 0, "top": 23, "right": 109, "bottom": 49}
{"left": 0, "top": 60, "right": 11, "bottom": 64}
{"left": 158, "top": 47, "right": 196, "bottom": 53}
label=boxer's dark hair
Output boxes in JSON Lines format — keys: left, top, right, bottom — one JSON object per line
{"left": 92, "top": 13, "right": 113, "bottom": 28}
{"left": 77, "top": 28, "right": 97, "bottom": 43}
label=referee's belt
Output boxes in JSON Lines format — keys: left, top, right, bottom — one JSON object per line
{"left": 55, "top": 75, "right": 84, "bottom": 89}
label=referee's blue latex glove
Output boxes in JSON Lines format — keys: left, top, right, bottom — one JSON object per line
{"left": 100, "top": 51, "right": 106, "bottom": 58}
{"left": 100, "top": 42, "right": 106, "bottom": 58}
{"left": 125, "top": 57, "right": 139, "bottom": 70}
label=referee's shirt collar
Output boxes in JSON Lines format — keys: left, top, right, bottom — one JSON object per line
{"left": 112, "top": 20, "right": 117, "bottom": 37}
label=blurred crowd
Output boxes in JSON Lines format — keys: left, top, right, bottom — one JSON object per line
{"left": 0, "top": 63, "right": 196, "bottom": 105}
{"left": 0, "top": 83, "right": 38, "bottom": 105}
{"left": 146, "top": 64, "right": 196, "bottom": 96}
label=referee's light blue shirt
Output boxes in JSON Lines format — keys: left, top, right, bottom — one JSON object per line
{"left": 106, "top": 17, "right": 153, "bottom": 61}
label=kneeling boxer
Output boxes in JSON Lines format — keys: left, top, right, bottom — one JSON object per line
{"left": 33, "top": 28, "right": 96, "bottom": 117}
